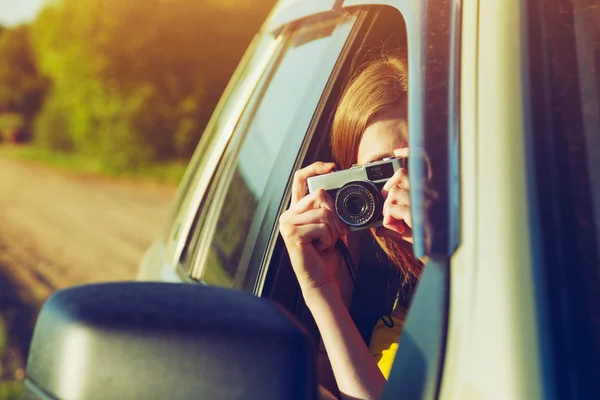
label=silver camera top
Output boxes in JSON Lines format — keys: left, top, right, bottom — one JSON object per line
{"left": 307, "top": 157, "right": 406, "bottom": 193}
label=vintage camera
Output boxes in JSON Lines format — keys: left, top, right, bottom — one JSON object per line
{"left": 307, "top": 157, "right": 407, "bottom": 231}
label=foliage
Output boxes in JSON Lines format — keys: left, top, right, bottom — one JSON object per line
{"left": 0, "top": 144, "right": 187, "bottom": 185}
{"left": 0, "top": 114, "right": 23, "bottom": 131}
{"left": 0, "top": 25, "right": 48, "bottom": 139}
{"left": 27, "top": 0, "right": 274, "bottom": 170}
{"left": 32, "top": 96, "right": 72, "bottom": 151}
{"left": 0, "top": 381, "right": 23, "bottom": 400}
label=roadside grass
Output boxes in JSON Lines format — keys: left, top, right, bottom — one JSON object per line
{"left": 0, "top": 114, "right": 24, "bottom": 131}
{"left": 0, "top": 381, "right": 23, "bottom": 400}
{"left": 0, "top": 145, "right": 186, "bottom": 186}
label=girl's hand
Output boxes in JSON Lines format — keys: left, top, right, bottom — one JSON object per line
{"left": 279, "top": 162, "right": 349, "bottom": 294}
{"left": 376, "top": 147, "right": 413, "bottom": 244}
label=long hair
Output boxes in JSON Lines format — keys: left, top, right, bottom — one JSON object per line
{"left": 330, "top": 54, "right": 422, "bottom": 285}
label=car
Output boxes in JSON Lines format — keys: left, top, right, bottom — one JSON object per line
{"left": 23, "top": 0, "right": 600, "bottom": 399}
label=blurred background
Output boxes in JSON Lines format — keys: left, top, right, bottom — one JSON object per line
{"left": 0, "top": 0, "right": 275, "bottom": 397}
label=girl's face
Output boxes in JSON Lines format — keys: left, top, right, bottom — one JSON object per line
{"left": 356, "top": 106, "right": 408, "bottom": 165}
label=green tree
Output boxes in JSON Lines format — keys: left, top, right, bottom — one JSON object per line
{"left": 0, "top": 25, "right": 48, "bottom": 136}
{"left": 30, "top": 0, "right": 274, "bottom": 169}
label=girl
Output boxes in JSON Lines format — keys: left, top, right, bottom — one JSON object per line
{"left": 279, "top": 54, "right": 422, "bottom": 399}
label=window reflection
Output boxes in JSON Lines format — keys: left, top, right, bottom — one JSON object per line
{"left": 201, "top": 19, "right": 340, "bottom": 287}
{"left": 167, "top": 33, "right": 277, "bottom": 245}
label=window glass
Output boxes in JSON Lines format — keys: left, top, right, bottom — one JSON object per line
{"left": 531, "top": 0, "right": 600, "bottom": 394}
{"left": 162, "top": 32, "right": 278, "bottom": 248}
{"left": 192, "top": 16, "right": 354, "bottom": 288}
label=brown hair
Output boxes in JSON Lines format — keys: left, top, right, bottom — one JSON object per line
{"left": 330, "top": 54, "right": 422, "bottom": 284}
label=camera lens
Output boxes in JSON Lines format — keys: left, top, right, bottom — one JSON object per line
{"left": 335, "top": 181, "right": 383, "bottom": 228}
{"left": 345, "top": 195, "right": 366, "bottom": 216}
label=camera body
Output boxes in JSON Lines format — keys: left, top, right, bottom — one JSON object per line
{"left": 307, "top": 157, "right": 407, "bottom": 231}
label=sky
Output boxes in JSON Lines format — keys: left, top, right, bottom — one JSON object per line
{"left": 0, "top": 0, "right": 47, "bottom": 26}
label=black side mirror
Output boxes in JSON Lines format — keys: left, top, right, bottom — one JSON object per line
{"left": 24, "top": 282, "right": 316, "bottom": 400}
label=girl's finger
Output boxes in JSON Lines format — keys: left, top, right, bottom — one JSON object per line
{"left": 291, "top": 188, "right": 332, "bottom": 213}
{"left": 285, "top": 208, "right": 330, "bottom": 226}
{"left": 290, "top": 189, "right": 348, "bottom": 237}
{"left": 291, "top": 223, "right": 335, "bottom": 252}
{"left": 383, "top": 203, "right": 413, "bottom": 230}
{"left": 381, "top": 168, "right": 409, "bottom": 199}
{"left": 287, "top": 208, "right": 347, "bottom": 239}
{"left": 385, "top": 186, "right": 410, "bottom": 207}
{"left": 292, "top": 162, "right": 336, "bottom": 205}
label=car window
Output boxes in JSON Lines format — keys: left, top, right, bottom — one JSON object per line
{"left": 162, "top": 31, "right": 280, "bottom": 263}
{"left": 184, "top": 14, "right": 358, "bottom": 288}
{"left": 528, "top": 0, "right": 600, "bottom": 396}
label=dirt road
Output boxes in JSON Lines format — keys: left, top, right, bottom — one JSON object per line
{"left": 0, "top": 156, "right": 177, "bottom": 302}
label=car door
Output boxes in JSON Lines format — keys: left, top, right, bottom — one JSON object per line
{"left": 523, "top": 0, "right": 600, "bottom": 397}
{"left": 439, "top": 0, "right": 600, "bottom": 399}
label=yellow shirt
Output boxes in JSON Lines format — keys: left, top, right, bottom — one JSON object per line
{"left": 368, "top": 304, "right": 407, "bottom": 379}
